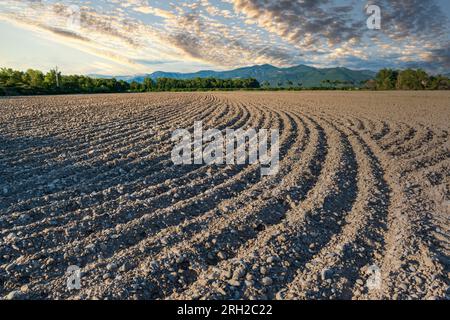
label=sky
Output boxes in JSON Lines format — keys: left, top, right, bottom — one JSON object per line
{"left": 0, "top": 0, "right": 449, "bottom": 75}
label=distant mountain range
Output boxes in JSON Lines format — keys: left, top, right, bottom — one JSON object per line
{"left": 90, "top": 64, "right": 378, "bottom": 87}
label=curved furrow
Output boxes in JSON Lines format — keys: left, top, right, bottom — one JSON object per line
{"left": 361, "top": 118, "right": 391, "bottom": 142}
{"left": 388, "top": 125, "right": 434, "bottom": 157}
{"left": 164, "top": 112, "right": 359, "bottom": 300}
{"left": 0, "top": 96, "right": 227, "bottom": 230}
{"left": 0, "top": 96, "right": 246, "bottom": 246}
{"left": 53, "top": 107, "right": 315, "bottom": 299}
{"left": 400, "top": 146, "right": 450, "bottom": 176}
{"left": 392, "top": 129, "right": 448, "bottom": 161}
{"left": 349, "top": 117, "right": 449, "bottom": 172}
{"left": 0, "top": 98, "right": 229, "bottom": 240}
{"left": 0, "top": 97, "right": 210, "bottom": 206}
{"left": 421, "top": 161, "right": 449, "bottom": 187}
{"left": 376, "top": 122, "right": 410, "bottom": 150}
{"left": 0, "top": 95, "right": 278, "bottom": 296}
{"left": 0, "top": 95, "right": 212, "bottom": 183}
{"left": 1, "top": 96, "right": 226, "bottom": 192}
{"left": 0, "top": 94, "right": 214, "bottom": 140}
{"left": 0, "top": 94, "right": 202, "bottom": 163}
{"left": 344, "top": 122, "right": 448, "bottom": 300}
{"left": 382, "top": 126, "right": 417, "bottom": 153}
{"left": 283, "top": 115, "right": 390, "bottom": 300}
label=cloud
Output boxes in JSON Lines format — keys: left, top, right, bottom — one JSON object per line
{"left": 367, "top": 0, "right": 448, "bottom": 40}
{"left": 0, "top": 1, "right": 182, "bottom": 71}
{"left": 425, "top": 44, "right": 450, "bottom": 69}
{"left": 159, "top": 8, "right": 298, "bottom": 67}
{"left": 230, "top": 0, "right": 449, "bottom": 72}
{"left": 133, "top": 5, "right": 176, "bottom": 19}
{"left": 1, "top": 0, "right": 295, "bottom": 71}
{"left": 0, "top": 0, "right": 448, "bottom": 74}
{"left": 231, "top": 0, "right": 363, "bottom": 51}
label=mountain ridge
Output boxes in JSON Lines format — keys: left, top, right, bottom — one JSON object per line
{"left": 90, "top": 64, "right": 377, "bottom": 87}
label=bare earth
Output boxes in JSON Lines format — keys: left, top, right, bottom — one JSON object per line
{"left": 0, "top": 91, "right": 449, "bottom": 300}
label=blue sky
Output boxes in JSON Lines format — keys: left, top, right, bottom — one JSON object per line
{"left": 0, "top": 0, "right": 449, "bottom": 75}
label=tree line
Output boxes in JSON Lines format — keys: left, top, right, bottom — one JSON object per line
{"left": 0, "top": 68, "right": 130, "bottom": 95}
{"left": 365, "top": 68, "right": 450, "bottom": 90}
{"left": 0, "top": 68, "right": 260, "bottom": 96}
{"left": 1, "top": 67, "right": 449, "bottom": 96}
{"left": 138, "top": 77, "right": 260, "bottom": 91}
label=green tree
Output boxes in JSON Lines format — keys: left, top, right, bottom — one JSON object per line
{"left": 396, "top": 69, "right": 429, "bottom": 90}
{"left": 0, "top": 68, "right": 24, "bottom": 87}
{"left": 22, "top": 69, "right": 41, "bottom": 87}
{"left": 375, "top": 69, "right": 398, "bottom": 90}
{"left": 428, "top": 75, "right": 450, "bottom": 90}
{"left": 130, "top": 81, "right": 143, "bottom": 92}
{"left": 44, "top": 69, "right": 61, "bottom": 89}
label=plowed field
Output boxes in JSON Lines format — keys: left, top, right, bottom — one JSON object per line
{"left": 0, "top": 91, "right": 449, "bottom": 300}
